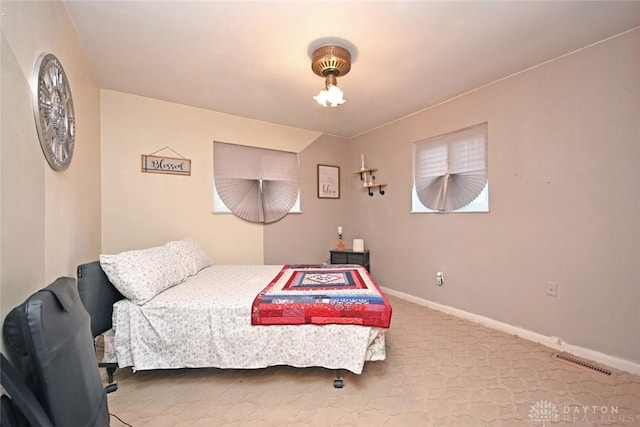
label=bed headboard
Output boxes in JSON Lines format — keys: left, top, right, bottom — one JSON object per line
{"left": 77, "top": 261, "right": 124, "bottom": 338}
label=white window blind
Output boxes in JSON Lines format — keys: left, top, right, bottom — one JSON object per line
{"left": 213, "top": 141, "right": 300, "bottom": 223}
{"left": 413, "top": 123, "right": 488, "bottom": 212}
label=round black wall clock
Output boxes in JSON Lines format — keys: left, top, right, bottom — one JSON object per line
{"left": 32, "top": 53, "right": 75, "bottom": 171}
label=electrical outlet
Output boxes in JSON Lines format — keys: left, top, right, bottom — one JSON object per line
{"left": 545, "top": 282, "right": 558, "bottom": 297}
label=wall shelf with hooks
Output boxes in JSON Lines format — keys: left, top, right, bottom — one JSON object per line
{"left": 352, "top": 167, "right": 386, "bottom": 196}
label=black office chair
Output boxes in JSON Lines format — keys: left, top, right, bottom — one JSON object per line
{"left": 77, "top": 261, "right": 124, "bottom": 384}
{"left": 1, "top": 352, "right": 53, "bottom": 427}
{"left": 2, "top": 277, "right": 114, "bottom": 426}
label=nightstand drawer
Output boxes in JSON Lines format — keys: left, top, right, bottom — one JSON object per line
{"left": 331, "top": 252, "right": 348, "bottom": 264}
{"left": 346, "top": 253, "right": 365, "bottom": 264}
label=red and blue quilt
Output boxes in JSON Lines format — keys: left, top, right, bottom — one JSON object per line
{"left": 251, "top": 264, "right": 392, "bottom": 328}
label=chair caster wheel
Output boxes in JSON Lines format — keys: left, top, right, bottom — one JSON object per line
{"left": 333, "top": 378, "right": 344, "bottom": 388}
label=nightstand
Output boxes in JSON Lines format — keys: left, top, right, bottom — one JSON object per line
{"left": 329, "top": 249, "right": 370, "bottom": 272}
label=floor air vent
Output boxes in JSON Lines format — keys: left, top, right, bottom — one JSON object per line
{"left": 552, "top": 352, "right": 613, "bottom": 376}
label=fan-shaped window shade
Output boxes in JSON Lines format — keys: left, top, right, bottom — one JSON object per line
{"left": 214, "top": 141, "right": 299, "bottom": 223}
{"left": 413, "top": 123, "right": 487, "bottom": 212}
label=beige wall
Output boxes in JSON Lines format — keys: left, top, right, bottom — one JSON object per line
{"left": 0, "top": 0, "right": 102, "bottom": 347}
{"left": 100, "top": 90, "right": 322, "bottom": 264}
{"left": 347, "top": 29, "right": 640, "bottom": 364}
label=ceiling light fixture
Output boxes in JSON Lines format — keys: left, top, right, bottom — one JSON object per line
{"left": 311, "top": 45, "right": 351, "bottom": 107}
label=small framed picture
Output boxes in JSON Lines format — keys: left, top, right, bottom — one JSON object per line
{"left": 317, "top": 164, "right": 340, "bottom": 199}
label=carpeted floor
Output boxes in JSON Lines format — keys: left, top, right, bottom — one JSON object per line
{"left": 106, "top": 295, "right": 640, "bottom": 426}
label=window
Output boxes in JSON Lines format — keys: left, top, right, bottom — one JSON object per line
{"left": 412, "top": 123, "right": 488, "bottom": 213}
{"left": 213, "top": 141, "right": 300, "bottom": 223}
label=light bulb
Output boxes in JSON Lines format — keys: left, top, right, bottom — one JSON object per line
{"left": 313, "top": 89, "right": 329, "bottom": 107}
{"left": 325, "top": 85, "right": 345, "bottom": 107}
{"left": 313, "top": 85, "right": 345, "bottom": 108}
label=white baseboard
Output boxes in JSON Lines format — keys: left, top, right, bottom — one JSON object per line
{"left": 382, "top": 287, "right": 640, "bottom": 376}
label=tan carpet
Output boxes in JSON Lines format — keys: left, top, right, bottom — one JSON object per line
{"left": 106, "top": 295, "right": 640, "bottom": 426}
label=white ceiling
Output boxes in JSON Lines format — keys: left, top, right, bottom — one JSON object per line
{"left": 63, "top": 1, "right": 640, "bottom": 138}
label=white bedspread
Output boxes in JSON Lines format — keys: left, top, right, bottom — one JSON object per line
{"left": 113, "top": 265, "right": 386, "bottom": 374}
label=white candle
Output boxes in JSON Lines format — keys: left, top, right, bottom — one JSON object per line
{"left": 338, "top": 226, "right": 343, "bottom": 235}
{"left": 360, "top": 154, "right": 365, "bottom": 170}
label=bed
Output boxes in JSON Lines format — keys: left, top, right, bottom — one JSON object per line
{"left": 77, "top": 239, "right": 391, "bottom": 387}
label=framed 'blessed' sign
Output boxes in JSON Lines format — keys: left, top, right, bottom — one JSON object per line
{"left": 317, "top": 164, "right": 340, "bottom": 199}
{"left": 141, "top": 154, "right": 191, "bottom": 176}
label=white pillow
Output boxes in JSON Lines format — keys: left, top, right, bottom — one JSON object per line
{"left": 165, "top": 239, "right": 213, "bottom": 276}
{"left": 99, "top": 245, "right": 187, "bottom": 305}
